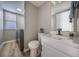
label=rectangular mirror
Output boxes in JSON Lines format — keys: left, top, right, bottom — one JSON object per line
{"left": 51, "top": 1, "right": 74, "bottom": 32}
{"left": 55, "top": 10, "right": 73, "bottom": 31}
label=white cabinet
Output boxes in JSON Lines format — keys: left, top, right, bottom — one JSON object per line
{"left": 41, "top": 38, "right": 69, "bottom": 57}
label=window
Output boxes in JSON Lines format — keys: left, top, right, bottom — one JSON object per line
{"left": 5, "top": 21, "right": 16, "bottom": 29}
{"left": 5, "top": 11, "right": 16, "bottom": 29}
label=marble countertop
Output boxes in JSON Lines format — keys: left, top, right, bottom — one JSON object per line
{"left": 39, "top": 33, "right": 79, "bottom": 57}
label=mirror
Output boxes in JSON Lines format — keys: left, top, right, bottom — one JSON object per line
{"left": 51, "top": 1, "right": 74, "bottom": 32}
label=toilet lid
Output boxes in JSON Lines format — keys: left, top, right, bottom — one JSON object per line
{"left": 28, "top": 40, "right": 40, "bottom": 49}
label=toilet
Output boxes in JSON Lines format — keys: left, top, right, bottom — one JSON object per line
{"left": 28, "top": 40, "right": 40, "bottom": 57}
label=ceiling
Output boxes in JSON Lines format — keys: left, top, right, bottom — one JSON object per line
{"left": 29, "top": 1, "right": 63, "bottom": 7}
{"left": 29, "top": 1, "right": 46, "bottom": 7}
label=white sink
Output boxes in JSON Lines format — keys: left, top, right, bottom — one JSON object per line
{"left": 51, "top": 35, "right": 67, "bottom": 39}
{"left": 46, "top": 33, "right": 69, "bottom": 40}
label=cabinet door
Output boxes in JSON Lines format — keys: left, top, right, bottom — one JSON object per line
{"left": 41, "top": 36, "right": 69, "bottom": 57}
{"left": 41, "top": 41, "right": 68, "bottom": 57}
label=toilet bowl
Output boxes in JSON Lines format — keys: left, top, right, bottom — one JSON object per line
{"left": 28, "top": 40, "right": 40, "bottom": 57}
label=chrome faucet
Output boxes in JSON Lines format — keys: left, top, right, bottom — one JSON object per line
{"left": 57, "top": 28, "right": 62, "bottom": 35}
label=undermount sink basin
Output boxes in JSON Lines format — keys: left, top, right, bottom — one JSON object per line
{"left": 51, "top": 35, "right": 66, "bottom": 39}
{"left": 46, "top": 34, "right": 67, "bottom": 39}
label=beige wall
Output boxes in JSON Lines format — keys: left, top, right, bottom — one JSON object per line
{"left": 38, "top": 2, "right": 51, "bottom": 33}
{"left": 24, "top": 2, "right": 38, "bottom": 48}
{"left": 24, "top": 2, "right": 51, "bottom": 48}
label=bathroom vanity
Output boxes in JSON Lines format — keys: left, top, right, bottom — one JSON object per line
{"left": 38, "top": 32, "right": 79, "bottom": 57}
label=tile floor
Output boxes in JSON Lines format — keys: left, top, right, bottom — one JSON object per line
{"left": 0, "top": 40, "right": 29, "bottom": 57}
